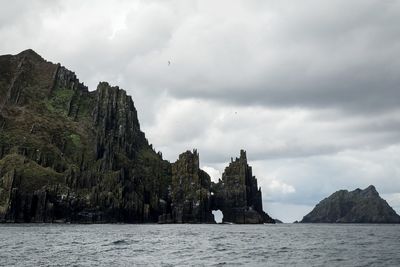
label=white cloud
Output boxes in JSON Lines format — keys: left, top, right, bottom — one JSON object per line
{"left": 267, "top": 179, "right": 296, "bottom": 195}
{"left": 202, "top": 166, "right": 221, "bottom": 183}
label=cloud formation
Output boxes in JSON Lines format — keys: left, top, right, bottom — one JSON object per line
{"left": 1, "top": 0, "right": 400, "bottom": 222}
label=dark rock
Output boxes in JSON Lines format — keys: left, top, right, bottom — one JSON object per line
{"left": 212, "top": 150, "right": 274, "bottom": 224}
{"left": 0, "top": 49, "right": 171, "bottom": 223}
{"left": 159, "top": 149, "right": 275, "bottom": 224}
{"left": 301, "top": 185, "right": 400, "bottom": 223}
{"left": 160, "top": 149, "right": 214, "bottom": 223}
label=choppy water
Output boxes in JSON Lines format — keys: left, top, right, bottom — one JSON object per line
{"left": 1, "top": 224, "right": 399, "bottom": 266}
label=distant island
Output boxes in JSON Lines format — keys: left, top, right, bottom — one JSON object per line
{"left": 0, "top": 49, "right": 274, "bottom": 224}
{"left": 301, "top": 185, "right": 400, "bottom": 223}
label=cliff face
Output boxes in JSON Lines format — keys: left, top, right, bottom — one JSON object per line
{"left": 158, "top": 149, "right": 274, "bottom": 224}
{"left": 0, "top": 49, "right": 171, "bottom": 223}
{"left": 212, "top": 150, "right": 274, "bottom": 224}
{"left": 160, "top": 149, "right": 214, "bottom": 223}
{"left": 0, "top": 49, "right": 274, "bottom": 224}
{"left": 301, "top": 185, "right": 400, "bottom": 223}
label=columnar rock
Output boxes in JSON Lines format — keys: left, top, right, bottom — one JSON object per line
{"left": 159, "top": 150, "right": 214, "bottom": 223}
{"left": 212, "top": 150, "right": 274, "bottom": 224}
{"left": 301, "top": 185, "right": 400, "bottom": 223}
{"left": 0, "top": 49, "right": 171, "bottom": 223}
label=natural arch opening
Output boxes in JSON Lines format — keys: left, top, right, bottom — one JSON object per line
{"left": 212, "top": 210, "right": 223, "bottom": 223}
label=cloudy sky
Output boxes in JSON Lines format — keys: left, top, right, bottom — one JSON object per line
{"left": 1, "top": 0, "right": 400, "bottom": 222}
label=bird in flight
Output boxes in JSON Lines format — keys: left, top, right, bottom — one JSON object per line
{"left": 168, "top": 60, "right": 171, "bottom": 66}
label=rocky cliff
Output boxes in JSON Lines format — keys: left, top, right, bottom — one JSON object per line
{"left": 212, "top": 150, "right": 274, "bottom": 223}
{"left": 0, "top": 49, "right": 171, "bottom": 223}
{"left": 301, "top": 185, "right": 400, "bottom": 223}
{"left": 158, "top": 149, "right": 274, "bottom": 223}
{"left": 0, "top": 49, "right": 274, "bottom": 224}
{"left": 160, "top": 149, "right": 214, "bottom": 223}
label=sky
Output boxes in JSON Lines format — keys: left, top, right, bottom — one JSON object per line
{"left": 1, "top": 0, "right": 400, "bottom": 222}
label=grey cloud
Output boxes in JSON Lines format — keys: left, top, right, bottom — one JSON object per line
{"left": 140, "top": 0, "right": 400, "bottom": 114}
{"left": 3, "top": 0, "right": 399, "bottom": 116}
{"left": 144, "top": 97, "right": 400, "bottom": 165}
{"left": 4, "top": 0, "right": 398, "bottom": 115}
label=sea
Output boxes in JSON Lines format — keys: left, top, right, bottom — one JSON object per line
{"left": 0, "top": 223, "right": 399, "bottom": 266}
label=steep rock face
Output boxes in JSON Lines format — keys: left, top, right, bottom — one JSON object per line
{"left": 0, "top": 49, "right": 58, "bottom": 109}
{"left": 159, "top": 150, "right": 214, "bottom": 223}
{"left": 301, "top": 185, "right": 400, "bottom": 223}
{"left": 212, "top": 150, "right": 274, "bottom": 224}
{"left": 159, "top": 149, "right": 275, "bottom": 224}
{"left": 0, "top": 49, "right": 171, "bottom": 223}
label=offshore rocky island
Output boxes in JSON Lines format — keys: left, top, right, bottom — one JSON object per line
{"left": 0, "top": 49, "right": 274, "bottom": 224}
{"left": 301, "top": 185, "right": 400, "bottom": 223}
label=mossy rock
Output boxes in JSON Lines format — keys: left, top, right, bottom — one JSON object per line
{"left": 0, "top": 154, "right": 64, "bottom": 193}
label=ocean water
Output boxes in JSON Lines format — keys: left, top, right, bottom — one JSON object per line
{"left": 0, "top": 224, "right": 399, "bottom": 266}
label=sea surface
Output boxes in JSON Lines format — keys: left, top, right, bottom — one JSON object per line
{"left": 0, "top": 223, "right": 399, "bottom": 266}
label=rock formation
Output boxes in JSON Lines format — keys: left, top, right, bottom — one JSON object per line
{"left": 0, "top": 49, "right": 274, "bottom": 224}
{"left": 159, "top": 149, "right": 214, "bottom": 223}
{"left": 301, "top": 185, "right": 400, "bottom": 223}
{"left": 212, "top": 150, "right": 274, "bottom": 224}
{"left": 0, "top": 49, "right": 172, "bottom": 223}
